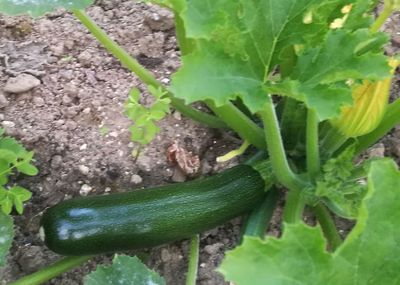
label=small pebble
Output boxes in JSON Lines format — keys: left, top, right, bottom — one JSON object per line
{"left": 0, "top": 92, "right": 9, "bottom": 108}
{"left": 109, "top": 132, "right": 118, "bottom": 138}
{"left": 144, "top": 10, "right": 174, "bottom": 31}
{"left": 62, "top": 95, "right": 73, "bottom": 104}
{"left": 161, "top": 249, "right": 171, "bottom": 262}
{"left": 78, "top": 50, "right": 93, "bottom": 67}
{"left": 171, "top": 168, "right": 186, "bottom": 182}
{"left": 32, "top": 97, "right": 44, "bottom": 106}
{"left": 2, "top": 121, "right": 15, "bottom": 128}
{"left": 50, "top": 155, "right": 63, "bottom": 169}
{"left": 82, "top": 107, "right": 91, "bottom": 114}
{"left": 130, "top": 174, "right": 143, "bottom": 184}
{"left": 173, "top": 111, "right": 181, "bottom": 121}
{"left": 79, "top": 184, "right": 93, "bottom": 196}
{"left": 78, "top": 165, "right": 90, "bottom": 175}
{"left": 4, "top": 74, "right": 41, "bottom": 93}
{"left": 204, "top": 243, "right": 224, "bottom": 255}
{"left": 368, "top": 143, "right": 385, "bottom": 158}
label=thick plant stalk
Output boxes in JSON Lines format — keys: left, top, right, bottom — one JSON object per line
{"left": 307, "top": 109, "right": 320, "bottom": 180}
{"left": 9, "top": 256, "right": 93, "bottom": 285}
{"left": 207, "top": 101, "right": 266, "bottom": 150}
{"left": 259, "top": 96, "right": 306, "bottom": 192}
{"left": 313, "top": 204, "right": 342, "bottom": 251}
{"left": 242, "top": 188, "right": 279, "bottom": 239}
{"left": 185, "top": 235, "right": 200, "bottom": 285}
{"left": 174, "top": 11, "right": 195, "bottom": 56}
{"left": 259, "top": 96, "right": 308, "bottom": 223}
{"left": 283, "top": 189, "right": 306, "bottom": 224}
{"left": 370, "top": 0, "right": 398, "bottom": 33}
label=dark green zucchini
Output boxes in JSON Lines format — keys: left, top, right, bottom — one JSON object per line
{"left": 40, "top": 164, "right": 267, "bottom": 255}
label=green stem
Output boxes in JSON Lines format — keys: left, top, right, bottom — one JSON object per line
{"left": 242, "top": 187, "right": 279, "bottom": 239}
{"left": 217, "top": 140, "right": 250, "bottom": 162}
{"left": 355, "top": 98, "right": 400, "bottom": 155}
{"left": 283, "top": 188, "right": 306, "bottom": 224}
{"left": 174, "top": 12, "right": 195, "bottom": 55}
{"left": 72, "top": 10, "right": 225, "bottom": 129}
{"left": 312, "top": 204, "right": 342, "bottom": 251}
{"left": 9, "top": 256, "right": 93, "bottom": 285}
{"left": 170, "top": 98, "right": 227, "bottom": 128}
{"left": 320, "top": 127, "right": 348, "bottom": 158}
{"left": 370, "top": 2, "right": 395, "bottom": 33}
{"left": 72, "top": 9, "right": 161, "bottom": 88}
{"left": 185, "top": 235, "right": 200, "bottom": 285}
{"left": 207, "top": 101, "right": 266, "bottom": 149}
{"left": 306, "top": 109, "right": 320, "bottom": 180}
{"left": 258, "top": 96, "right": 306, "bottom": 191}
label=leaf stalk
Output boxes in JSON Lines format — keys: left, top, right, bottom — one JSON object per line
{"left": 185, "top": 235, "right": 200, "bottom": 285}
{"left": 306, "top": 109, "right": 320, "bottom": 180}
{"left": 9, "top": 256, "right": 93, "bottom": 285}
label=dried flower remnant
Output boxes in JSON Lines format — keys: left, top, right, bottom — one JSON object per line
{"left": 167, "top": 141, "right": 200, "bottom": 176}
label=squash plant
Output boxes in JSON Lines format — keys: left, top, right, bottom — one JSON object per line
{"left": 2, "top": 0, "right": 400, "bottom": 284}
{"left": 0, "top": 128, "right": 38, "bottom": 267}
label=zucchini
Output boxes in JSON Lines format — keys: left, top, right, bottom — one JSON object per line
{"left": 40, "top": 164, "right": 267, "bottom": 255}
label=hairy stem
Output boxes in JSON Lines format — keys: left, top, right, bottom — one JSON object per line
{"left": 174, "top": 11, "right": 195, "bottom": 55}
{"left": 283, "top": 188, "right": 306, "bottom": 224}
{"left": 9, "top": 256, "right": 93, "bottom": 285}
{"left": 259, "top": 96, "right": 307, "bottom": 191}
{"left": 185, "top": 235, "right": 200, "bottom": 285}
{"left": 207, "top": 101, "right": 266, "bottom": 149}
{"left": 355, "top": 98, "right": 400, "bottom": 154}
{"left": 259, "top": 96, "right": 308, "bottom": 223}
{"left": 242, "top": 188, "right": 279, "bottom": 239}
{"left": 171, "top": 98, "right": 227, "bottom": 128}
{"left": 312, "top": 204, "right": 342, "bottom": 251}
{"left": 72, "top": 10, "right": 225, "bottom": 129}
{"left": 370, "top": 1, "right": 395, "bottom": 33}
{"left": 307, "top": 109, "right": 320, "bottom": 180}
{"left": 320, "top": 127, "right": 348, "bottom": 158}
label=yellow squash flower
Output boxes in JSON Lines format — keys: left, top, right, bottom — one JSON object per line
{"left": 331, "top": 59, "right": 399, "bottom": 137}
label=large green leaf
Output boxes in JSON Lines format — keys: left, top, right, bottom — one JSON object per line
{"left": 267, "top": 29, "right": 390, "bottom": 120}
{"left": 85, "top": 255, "right": 165, "bottom": 285}
{"left": 170, "top": 0, "right": 388, "bottom": 116}
{"left": 0, "top": 212, "right": 13, "bottom": 267}
{"left": 0, "top": 0, "right": 93, "bottom": 17}
{"left": 220, "top": 159, "right": 400, "bottom": 285}
{"left": 329, "top": 159, "right": 400, "bottom": 284}
{"left": 219, "top": 223, "right": 331, "bottom": 285}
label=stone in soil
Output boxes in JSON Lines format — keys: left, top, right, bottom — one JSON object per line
{"left": 4, "top": 73, "right": 41, "bottom": 93}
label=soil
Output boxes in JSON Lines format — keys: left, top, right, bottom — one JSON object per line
{"left": 0, "top": 1, "right": 399, "bottom": 285}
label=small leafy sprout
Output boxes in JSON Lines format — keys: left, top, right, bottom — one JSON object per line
{"left": 312, "top": 146, "right": 366, "bottom": 219}
{"left": 124, "top": 86, "right": 171, "bottom": 147}
{"left": 0, "top": 186, "right": 32, "bottom": 215}
{"left": 99, "top": 126, "right": 109, "bottom": 136}
{"left": 0, "top": 128, "right": 38, "bottom": 215}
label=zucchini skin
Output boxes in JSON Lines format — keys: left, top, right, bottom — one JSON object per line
{"left": 41, "top": 164, "right": 266, "bottom": 256}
